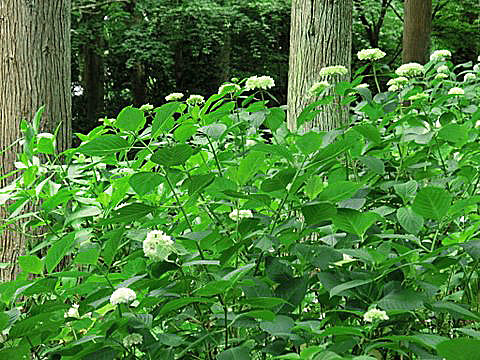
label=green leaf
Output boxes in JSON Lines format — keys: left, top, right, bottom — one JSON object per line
{"left": 358, "top": 156, "right": 385, "bottom": 175}
{"left": 158, "top": 297, "right": 214, "bottom": 316}
{"left": 430, "top": 301, "right": 480, "bottom": 321}
{"left": 332, "top": 209, "right": 378, "bottom": 237}
{"left": 198, "top": 123, "right": 227, "bottom": 139}
{"left": 260, "top": 315, "right": 294, "bottom": 336}
{"left": 240, "top": 297, "right": 289, "bottom": 308}
{"left": 318, "top": 181, "right": 362, "bottom": 203}
{"left": 185, "top": 173, "right": 215, "bottom": 195}
{"left": 330, "top": 279, "right": 372, "bottom": 298}
{"left": 378, "top": 289, "right": 425, "bottom": 310}
{"left": 41, "top": 188, "right": 73, "bottom": 211}
{"left": 412, "top": 187, "right": 452, "bottom": 220}
{"left": 241, "top": 310, "right": 276, "bottom": 321}
{"left": 18, "top": 255, "right": 43, "bottom": 274}
{"left": 129, "top": 172, "right": 163, "bottom": 196}
{"left": 115, "top": 106, "right": 146, "bottom": 132}
{"left": 461, "top": 240, "right": 480, "bottom": 260}
{"left": 46, "top": 233, "right": 76, "bottom": 273}
{"left": 237, "top": 151, "right": 265, "bottom": 185}
{"left": 218, "top": 345, "right": 251, "bottom": 360}
{"left": 103, "top": 203, "right": 156, "bottom": 224}
{"left": 37, "top": 133, "right": 55, "bottom": 154}
{"left": 437, "top": 339, "right": 480, "bottom": 360}
{"left": 304, "top": 176, "right": 324, "bottom": 200}
{"left": 174, "top": 124, "right": 197, "bottom": 142}
{"left": 261, "top": 169, "right": 295, "bottom": 192}
{"left": 301, "top": 202, "right": 337, "bottom": 225}
{"left": 394, "top": 180, "right": 418, "bottom": 204}
{"left": 396, "top": 207, "right": 423, "bottom": 235}
{"left": 74, "top": 242, "right": 100, "bottom": 265}
{"left": 151, "top": 144, "right": 193, "bottom": 167}
{"left": 264, "top": 107, "right": 285, "bottom": 132}
{"left": 352, "top": 123, "right": 381, "bottom": 144}
{"left": 152, "top": 102, "right": 180, "bottom": 136}
{"left": 78, "top": 135, "right": 129, "bottom": 156}
{"left": 438, "top": 123, "right": 468, "bottom": 145}
{"left": 195, "top": 280, "right": 231, "bottom": 296}
{"left": 296, "top": 132, "right": 324, "bottom": 155}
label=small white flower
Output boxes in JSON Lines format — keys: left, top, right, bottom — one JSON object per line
{"left": 308, "top": 80, "right": 330, "bottom": 96}
{"left": 430, "top": 50, "right": 452, "bottom": 61}
{"left": 387, "top": 77, "right": 409, "bottom": 87}
{"left": 165, "top": 92, "right": 184, "bottom": 101}
{"left": 408, "top": 92, "right": 429, "bottom": 101}
{"left": 229, "top": 209, "right": 253, "bottom": 221}
{"left": 437, "top": 65, "right": 449, "bottom": 73}
{"left": 388, "top": 85, "right": 399, "bottom": 92}
{"left": 123, "top": 333, "right": 143, "bottom": 347}
{"left": 477, "top": 55, "right": 480, "bottom": 62}
{"left": 139, "top": 104, "right": 154, "bottom": 111}
{"left": 110, "top": 287, "right": 136, "bottom": 305}
{"left": 143, "top": 230, "right": 175, "bottom": 262}
{"left": 474, "top": 64, "right": 480, "bottom": 72}
{"left": 448, "top": 87, "right": 464, "bottom": 95}
{"left": 395, "top": 63, "right": 424, "bottom": 77}
{"left": 355, "top": 83, "right": 369, "bottom": 89}
{"left": 64, "top": 304, "right": 80, "bottom": 319}
{"left": 72, "top": 85, "right": 84, "bottom": 96}
{"left": 319, "top": 65, "right": 349, "bottom": 77}
{"left": 245, "top": 75, "right": 275, "bottom": 91}
{"left": 357, "top": 48, "right": 386, "bottom": 61}
{"left": 363, "top": 308, "right": 389, "bottom": 322}
{"left": 245, "top": 139, "right": 256, "bottom": 147}
{"left": 435, "top": 73, "right": 449, "bottom": 80}
{"left": 464, "top": 73, "right": 476, "bottom": 82}
{"left": 218, "top": 83, "right": 241, "bottom": 95}
{"left": 186, "top": 94, "right": 205, "bottom": 106}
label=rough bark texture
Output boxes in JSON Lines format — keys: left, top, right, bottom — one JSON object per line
{"left": 288, "top": 0, "right": 352, "bottom": 131}
{"left": 402, "top": 0, "right": 432, "bottom": 64}
{"left": 0, "top": 0, "right": 72, "bottom": 281}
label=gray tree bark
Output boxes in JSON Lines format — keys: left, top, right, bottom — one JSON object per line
{"left": 402, "top": 0, "right": 432, "bottom": 64}
{"left": 287, "top": 0, "right": 353, "bottom": 131}
{"left": 0, "top": 0, "right": 72, "bottom": 281}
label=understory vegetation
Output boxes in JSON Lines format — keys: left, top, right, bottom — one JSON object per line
{"left": 1, "top": 53, "right": 480, "bottom": 359}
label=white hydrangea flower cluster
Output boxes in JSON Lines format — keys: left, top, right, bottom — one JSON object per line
{"left": 165, "top": 92, "right": 184, "bottom": 101}
{"left": 395, "top": 63, "right": 424, "bottom": 77}
{"left": 186, "top": 94, "right": 205, "bottom": 106}
{"left": 123, "top": 333, "right": 143, "bottom": 347}
{"left": 437, "top": 65, "right": 449, "bottom": 74}
{"left": 357, "top": 48, "right": 386, "bottom": 61}
{"left": 435, "top": 73, "right": 449, "bottom": 80}
{"left": 430, "top": 49, "right": 452, "bottom": 61}
{"left": 64, "top": 304, "right": 80, "bottom": 319}
{"left": 363, "top": 308, "right": 389, "bottom": 323}
{"left": 218, "top": 83, "right": 241, "bottom": 95}
{"left": 245, "top": 75, "right": 275, "bottom": 91}
{"left": 387, "top": 76, "right": 408, "bottom": 92}
{"left": 110, "top": 287, "right": 136, "bottom": 305}
{"left": 143, "top": 230, "right": 175, "bottom": 261}
{"left": 355, "top": 83, "right": 369, "bottom": 89}
{"left": 229, "top": 209, "right": 253, "bottom": 221}
{"left": 308, "top": 81, "right": 330, "bottom": 96}
{"left": 464, "top": 73, "right": 476, "bottom": 82}
{"left": 319, "top": 65, "right": 348, "bottom": 77}
{"left": 139, "top": 104, "right": 154, "bottom": 111}
{"left": 448, "top": 87, "right": 464, "bottom": 95}
{"left": 408, "top": 92, "right": 429, "bottom": 101}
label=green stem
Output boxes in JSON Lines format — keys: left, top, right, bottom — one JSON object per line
{"left": 372, "top": 64, "right": 381, "bottom": 94}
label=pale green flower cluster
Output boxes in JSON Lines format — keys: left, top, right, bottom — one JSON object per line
{"left": 308, "top": 80, "right": 330, "bottom": 96}
{"left": 165, "top": 92, "right": 184, "bottom": 101}
{"left": 110, "top": 287, "right": 136, "bottom": 305}
{"left": 430, "top": 49, "right": 452, "bottom": 61}
{"left": 464, "top": 73, "right": 476, "bottom": 82}
{"left": 435, "top": 73, "right": 449, "bottom": 80}
{"left": 357, "top": 48, "right": 386, "bottom": 61}
{"left": 408, "top": 92, "right": 429, "bottom": 101}
{"left": 245, "top": 75, "right": 275, "bottom": 91}
{"left": 395, "top": 63, "right": 424, "bottom": 77}
{"left": 139, "top": 104, "right": 154, "bottom": 111}
{"left": 218, "top": 83, "right": 241, "bottom": 94}
{"left": 64, "top": 304, "right": 80, "bottom": 319}
{"left": 229, "top": 209, "right": 253, "bottom": 221}
{"left": 186, "top": 94, "right": 205, "bottom": 106}
{"left": 123, "top": 333, "right": 143, "bottom": 347}
{"left": 437, "top": 65, "right": 449, "bottom": 73}
{"left": 363, "top": 308, "right": 389, "bottom": 323}
{"left": 355, "top": 83, "right": 369, "bottom": 89}
{"left": 387, "top": 77, "right": 408, "bottom": 92}
{"left": 143, "top": 230, "right": 175, "bottom": 261}
{"left": 448, "top": 87, "right": 464, "bottom": 95}
{"left": 319, "top": 65, "right": 348, "bottom": 77}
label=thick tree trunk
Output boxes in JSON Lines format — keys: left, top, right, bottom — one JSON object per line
{"left": 288, "top": 0, "right": 352, "bottom": 132}
{"left": 402, "top": 0, "right": 432, "bottom": 64}
{"left": 0, "top": 0, "right": 71, "bottom": 281}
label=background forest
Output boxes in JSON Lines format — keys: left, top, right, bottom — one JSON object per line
{"left": 71, "top": 0, "right": 479, "bottom": 134}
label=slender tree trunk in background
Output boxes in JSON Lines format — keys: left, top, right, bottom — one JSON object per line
{"left": 217, "top": 30, "right": 232, "bottom": 85}
{"left": 402, "top": 0, "right": 432, "bottom": 64}
{"left": 288, "top": 0, "right": 353, "bottom": 132}
{"left": 83, "top": 17, "right": 105, "bottom": 123}
{"left": 0, "top": 0, "right": 71, "bottom": 281}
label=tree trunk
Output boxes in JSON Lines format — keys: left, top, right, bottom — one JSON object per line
{"left": 288, "top": 0, "right": 353, "bottom": 132}
{"left": 0, "top": 0, "right": 71, "bottom": 281}
{"left": 402, "top": 0, "right": 432, "bottom": 64}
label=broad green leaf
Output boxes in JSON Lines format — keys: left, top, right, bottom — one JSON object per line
{"left": 74, "top": 242, "right": 100, "bottom": 265}
{"left": 461, "top": 240, "right": 480, "bottom": 260}
{"left": 66, "top": 206, "right": 102, "bottom": 224}
{"left": 152, "top": 102, "right": 180, "bottom": 136}
{"left": 198, "top": 123, "right": 227, "bottom": 139}
{"left": 18, "top": 255, "right": 43, "bottom": 274}
{"left": 412, "top": 187, "right": 452, "bottom": 220}
{"left": 430, "top": 301, "right": 480, "bottom": 321}
{"left": 332, "top": 209, "right": 378, "bottom": 237}
{"left": 185, "top": 173, "right": 215, "bottom": 194}
{"left": 129, "top": 172, "right": 163, "bottom": 196}
{"left": 159, "top": 297, "right": 214, "bottom": 316}
{"left": 264, "top": 107, "right": 285, "bottom": 132}
{"left": 45, "top": 233, "right": 76, "bottom": 273}
{"left": 237, "top": 151, "right": 265, "bottom": 185}
{"left": 352, "top": 123, "right": 381, "bottom": 144}
{"left": 438, "top": 123, "right": 468, "bottom": 145}
{"left": 396, "top": 207, "right": 423, "bottom": 235}
{"left": 394, "top": 180, "right": 418, "bottom": 204}
{"left": 115, "top": 106, "right": 145, "bottom": 132}
{"left": 296, "top": 132, "right": 324, "bottom": 155}
{"left": 330, "top": 279, "right": 372, "bottom": 298}
{"left": 318, "top": 181, "right": 362, "bottom": 203}
{"left": 103, "top": 203, "right": 156, "bottom": 224}
{"left": 41, "top": 188, "right": 73, "bottom": 211}
{"left": 378, "top": 289, "right": 425, "bottom": 310}
{"left": 174, "top": 124, "right": 197, "bottom": 142}
{"left": 358, "top": 156, "right": 385, "bottom": 175}
{"left": 217, "top": 345, "right": 251, "bottom": 360}
{"left": 260, "top": 315, "right": 294, "bottom": 336}
{"left": 241, "top": 310, "right": 275, "bottom": 321}
{"left": 261, "top": 168, "right": 295, "bottom": 192}
{"left": 304, "top": 176, "right": 324, "bottom": 200}
{"left": 437, "top": 338, "right": 480, "bottom": 360}
{"left": 318, "top": 326, "right": 363, "bottom": 337}
{"left": 151, "top": 144, "right": 193, "bottom": 167}
{"left": 78, "top": 135, "right": 129, "bottom": 156}
{"left": 37, "top": 133, "right": 55, "bottom": 154}
{"left": 195, "top": 280, "right": 231, "bottom": 296}
{"left": 301, "top": 202, "right": 337, "bottom": 225}
{"left": 240, "top": 297, "right": 289, "bottom": 308}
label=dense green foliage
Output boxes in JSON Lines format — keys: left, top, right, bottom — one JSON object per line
{"left": 0, "top": 52, "right": 480, "bottom": 359}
